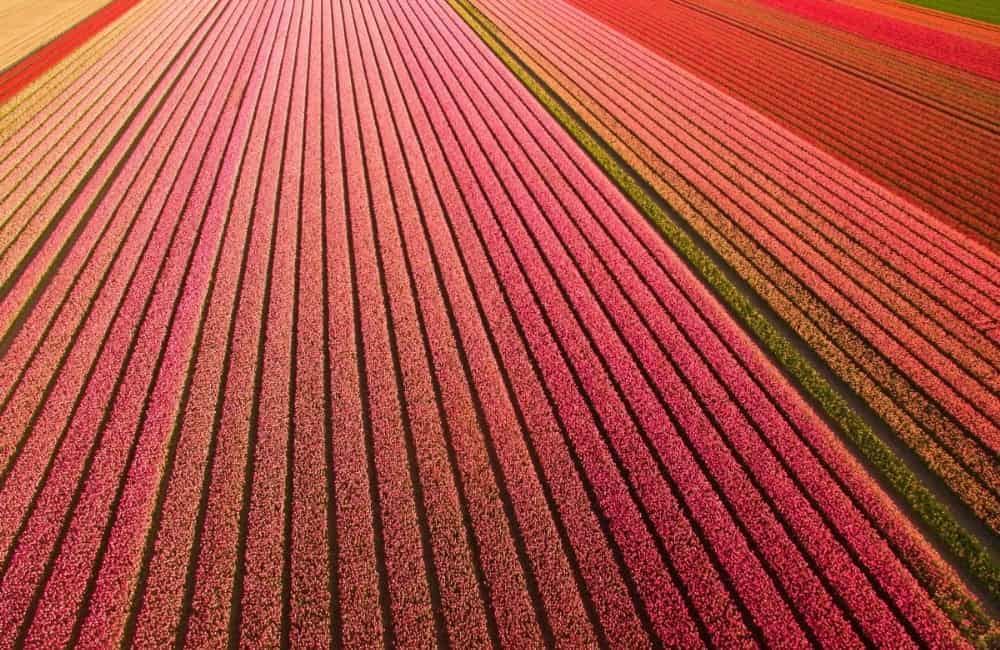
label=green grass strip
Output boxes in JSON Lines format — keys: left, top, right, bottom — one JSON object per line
{"left": 895, "top": 0, "right": 1000, "bottom": 25}
{"left": 446, "top": 0, "right": 999, "bottom": 643}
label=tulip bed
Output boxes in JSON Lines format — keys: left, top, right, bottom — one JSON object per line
{"left": 0, "top": 0, "right": 147, "bottom": 105}
{"left": 0, "top": 0, "right": 995, "bottom": 647}
{"left": 878, "top": 0, "right": 1000, "bottom": 24}
{"left": 555, "top": 0, "right": 1000, "bottom": 254}
{"left": 462, "top": 0, "right": 1000, "bottom": 584}
{"left": 754, "top": 0, "right": 1000, "bottom": 79}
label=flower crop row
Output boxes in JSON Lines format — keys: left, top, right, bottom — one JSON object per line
{"left": 0, "top": 0, "right": 148, "bottom": 105}
{"left": 754, "top": 0, "right": 1000, "bottom": 81}
{"left": 0, "top": 1, "right": 269, "bottom": 645}
{"left": 0, "top": 0, "right": 995, "bottom": 646}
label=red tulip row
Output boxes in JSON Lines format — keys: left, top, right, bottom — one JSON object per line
{"left": 824, "top": 0, "right": 1000, "bottom": 39}
{"left": 673, "top": 0, "right": 999, "bottom": 116}
{"left": 753, "top": 0, "right": 1000, "bottom": 81}
{"left": 475, "top": 0, "right": 1000, "bottom": 390}
{"left": 0, "top": 0, "right": 147, "bottom": 106}
{"left": 468, "top": 0, "right": 1000, "bottom": 532}
{"left": 560, "top": 0, "right": 1000, "bottom": 250}
{"left": 0, "top": 0, "right": 166, "bottom": 175}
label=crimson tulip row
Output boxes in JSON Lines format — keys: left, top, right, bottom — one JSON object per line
{"left": 477, "top": 0, "right": 1000, "bottom": 439}
{"left": 667, "top": 0, "right": 999, "bottom": 119}
{"left": 0, "top": 0, "right": 166, "bottom": 177}
{"left": 752, "top": 0, "right": 1000, "bottom": 81}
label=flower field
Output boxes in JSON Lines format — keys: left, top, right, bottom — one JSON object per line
{"left": 0, "top": 0, "right": 146, "bottom": 105}
{"left": 0, "top": 0, "right": 996, "bottom": 647}
{"left": 466, "top": 0, "right": 1000, "bottom": 540}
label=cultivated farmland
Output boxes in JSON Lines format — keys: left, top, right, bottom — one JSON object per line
{"left": 0, "top": 0, "right": 996, "bottom": 647}
{"left": 467, "top": 0, "right": 1000, "bottom": 555}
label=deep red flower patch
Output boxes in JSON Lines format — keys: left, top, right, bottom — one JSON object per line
{"left": 753, "top": 0, "right": 1000, "bottom": 82}
{"left": 558, "top": 0, "right": 1000, "bottom": 253}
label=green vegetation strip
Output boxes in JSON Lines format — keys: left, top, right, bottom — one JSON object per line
{"left": 447, "top": 0, "right": 999, "bottom": 642}
{"left": 897, "top": 0, "right": 1000, "bottom": 25}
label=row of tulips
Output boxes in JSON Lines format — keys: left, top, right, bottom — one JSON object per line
{"left": 403, "top": 0, "right": 980, "bottom": 645}
{"left": 753, "top": 0, "right": 1000, "bottom": 80}
{"left": 0, "top": 0, "right": 216, "bottom": 357}
{"left": 0, "top": 0, "right": 269, "bottom": 645}
{"left": 0, "top": 0, "right": 148, "bottom": 105}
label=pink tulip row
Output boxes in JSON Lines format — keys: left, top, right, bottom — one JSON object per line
{"left": 0, "top": 1, "right": 211, "bottom": 469}
{"left": 357, "top": 1, "right": 592, "bottom": 646}
{"left": 478, "top": 0, "right": 1000, "bottom": 437}
{"left": 380, "top": 2, "right": 679, "bottom": 646}
{"left": 0, "top": 0, "right": 166, "bottom": 176}
{"left": 125, "top": 1, "right": 298, "bottom": 645}
{"left": 173, "top": 2, "right": 315, "bottom": 647}
{"left": 0, "top": 0, "right": 240, "bottom": 569}
{"left": 284, "top": 0, "right": 333, "bottom": 646}
{"left": 476, "top": 0, "right": 1000, "bottom": 374}
{"left": 0, "top": 0, "right": 218, "bottom": 370}
{"left": 397, "top": 8, "right": 713, "bottom": 646}
{"left": 471, "top": 0, "right": 1000, "bottom": 529}
{"left": 0, "top": 0, "right": 222, "bottom": 299}
{"left": 316, "top": 0, "right": 384, "bottom": 640}
{"left": 0, "top": 0, "right": 271, "bottom": 645}
{"left": 426, "top": 10, "right": 825, "bottom": 647}
{"left": 34, "top": 0, "right": 276, "bottom": 637}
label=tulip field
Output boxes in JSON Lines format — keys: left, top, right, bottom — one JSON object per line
{"left": 0, "top": 0, "right": 996, "bottom": 647}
